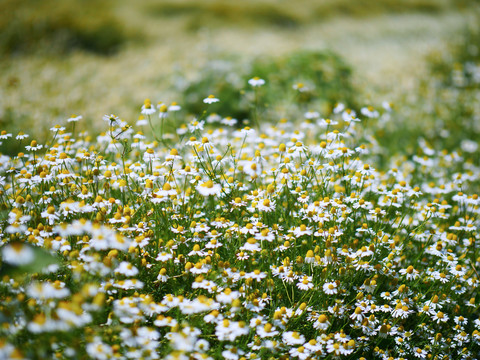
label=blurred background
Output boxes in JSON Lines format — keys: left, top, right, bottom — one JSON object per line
{"left": 1, "top": 0, "right": 479, "bottom": 145}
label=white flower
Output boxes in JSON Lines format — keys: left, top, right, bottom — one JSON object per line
{"left": 115, "top": 261, "right": 139, "bottom": 276}
{"left": 16, "top": 132, "right": 29, "bottom": 140}
{"left": 168, "top": 102, "right": 181, "bottom": 111}
{"left": 103, "top": 114, "right": 121, "bottom": 126}
{"left": 2, "top": 242, "right": 35, "bottom": 265}
{"left": 304, "top": 110, "right": 320, "bottom": 119}
{"left": 432, "top": 311, "right": 449, "bottom": 323}
{"left": 282, "top": 331, "right": 305, "bottom": 345}
{"left": 156, "top": 252, "right": 173, "bottom": 262}
{"left": 361, "top": 106, "right": 379, "bottom": 118}
{"left": 293, "top": 83, "right": 309, "bottom": 92}
{"left": 323, "top": 281, "right": 338, "bottom": 295}
{"left": 461, "top": 139, "right": 478, "bottom": 153}
{"left": 196, "top": 180, "right": 222, "bottom": 196}
{"left": 333, "top": 103, "right": 345, "bottom": 113}
{"left": 215, "top": 320, "right": 249, "bottom": 341}
{"left": 248, "top": 77, "right": 265, "bottom": 87}
{"left": 67, "top": 114, "right": 82, "bottom": 122}
{"left": 203, "top": 95, "right": 219, "bottom": 104}
{"left": 297, "top": 276, "right": 314, "bottom": 291}
{"left": 292, "top": 224, "right": 312, "bottom": 237}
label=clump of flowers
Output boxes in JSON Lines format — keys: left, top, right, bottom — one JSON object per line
{"left": 0, "top": 89, "right": 479, "bottom": 360}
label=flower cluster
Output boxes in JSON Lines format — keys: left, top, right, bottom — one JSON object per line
{"left": 0, "top": 97, "right": 479, "bottom": 360}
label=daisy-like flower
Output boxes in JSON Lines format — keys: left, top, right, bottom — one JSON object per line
{"left": 2, "top": 242, "right": 35, "bottom": 265}
{"left": 157, "top": 268, "right": 169, "bottom": 282}
{"left": 325, "top": 340, "right": 342, "bottom": 357}
{"left": 27, "top": 281, "right": 70, "bottom": 299}
{"left": 168, "top": 102, "right": 181, "bottom": 111}
{"left": 216, "top": 288, "right": 240, "bottom": 304}
{"left": 413, "top": 347, "right": 428, "bottom": 358}
{"left": 333, "top": 102, "right": 345, "bottom": 113}
{"left": 432, "top": 311, "right": 449, "bottom": 323}
{"left": 67, "top": 114, "right": 82, "bottom": 122}
{"left": 297, "top": 276, "right": 314, "bottom": 291}
{"left": 304, "top": 250, "right": 315, "bottom": 264}
{"left": 334, "top": 332, "right": 351, "bottom": 343}
{"left": 317, "top": 118, "right": 339, "bottom": 127}
{"left": 136, "top": 115, "right": 148, "bottom": 126}
{"left": 256, "top": 198, "right": 276, "bottom": 212}
{"left": 256, "top": 323, "right": 279, "bottom": 338}
{"left": 342, "top": 109, "right": 360, "bottom": 122}
{"left": 399, "top": 265, "right": 420, "bottom": 280}
{"left": 103, "top": 114, "right": 121, "bottom": 126}
{"left": 240, "top": 238, "right": 262, "bottom": 252}
{"left": 196, "top": 180, "right": 222, "bottom": 196}
{"left": 115, "top": 261, "right": 139, "bottom": 277}
{"left": 360, "top": 106, "right": 379, "bottom": 118}
{"left": 25, "top": 140, "right": 43, "bottom": 151}
{"left": 86, "top": 337, "right": 113, "bottom": 360}
{"left": 215, "top": 320, "right": 249, "bottom": 341}
{"left": 304, "top": 110, "right": 320, "bottom": 119}
{"left": 188, "top": 119, "right": 205, "bottom": 132}
{"left": 350, "top": 307, "right": 365, "bottom": 322}
{"left": 255, "top": 228, "right": 275, "bottom": 242}
{"left": 454, "top": 315, "right": 468, "bottom": 327}
{"left": 16, "top": 131, "right": 29, "bottom": 140}
{"left": 222, "top": 345, "right": 245, "bottom": 360}
{"left": 248, "top": 77, "right": 265, "bottom": 87}
{"left": 230, "top": 197, "right": 247, "bottom": 210}
{"left": 289, "top": 346, "right": 310, "bottom": 360}
{"left": 283, "top": 331, "right": 306, "bottom": 346}
{"left": 154, "top": 315, "right": 177, "bottom": 328}
{"left": 323, "top": 281, "right": 338, "bottom": 295}
{"left": 391, "top": 303, "right": 413, "bottom": 319}
{"left": 141, "top": 98, "right": 156, "bottom": 115}
{"left": 0, "top": 131, "right": 12, "bottom": 140}
{"left": 312, "top": 314, "right": 331, "bottom": 330}
{"left": 221, "top": 116, "right": 238, "bottom": 126}
{"left": 203, "top": 95, "right": 219, "bottom": 104}
{"left": 246, "top": 269, "right": 267, "bottom": 282}
{"left": 156, "top": 252, "right": 173, "bottom": 262}
{"left": 293, "top": 82, "right": 309, "bottom": 92}
{"left": 292, "top": 224, "right": 312, "bottom": 237}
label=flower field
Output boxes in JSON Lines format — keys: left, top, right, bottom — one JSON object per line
{"left": 1, "top": 66, "right": 480, "bottom": 358}
{"left": 1, "top": 2, "right": 480, "bottom": 359}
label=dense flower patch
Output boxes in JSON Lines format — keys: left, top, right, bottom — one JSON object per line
{"left": 0, "top": 89, "right": 479, "bottom": 359}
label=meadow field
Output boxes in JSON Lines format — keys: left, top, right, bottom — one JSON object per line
{"left": 1, "top": 1, "right": 480, "bottom": 359}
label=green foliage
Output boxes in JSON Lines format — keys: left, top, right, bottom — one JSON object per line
{"left": 176, "top": 50, "right": 355, "bottom": 123}
{"left": 251, "top": 50, "right": 356, "bottom": 110}
{"left": 0, "top": 0, "right": 127, "bottom": 56}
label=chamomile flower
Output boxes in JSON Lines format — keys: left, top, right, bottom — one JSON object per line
{"left": 297, "top": 276, "right": 314, "bottom": 290}
{"left": 248, "top": 77, "right": 265, "bottom": 87}
{"left": 115, "top": 261, "right": 139, "bottom": 276}
{"left": 323, "top": 281, "right": 338, "bottom": 295}
{"left": 196, "top": 180, "right": 222, "bottom": 196}
{"left": 432, "top": 311, "right": 449, "bottom": 323}
{"left": 203, "top": 95, "right": 219, "bottom": 104}
{"left": 1, "top": 242, "right": 35, "bottom": 265}
{"left": 141, "top": 98, "right": 156, "bottom": 115}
